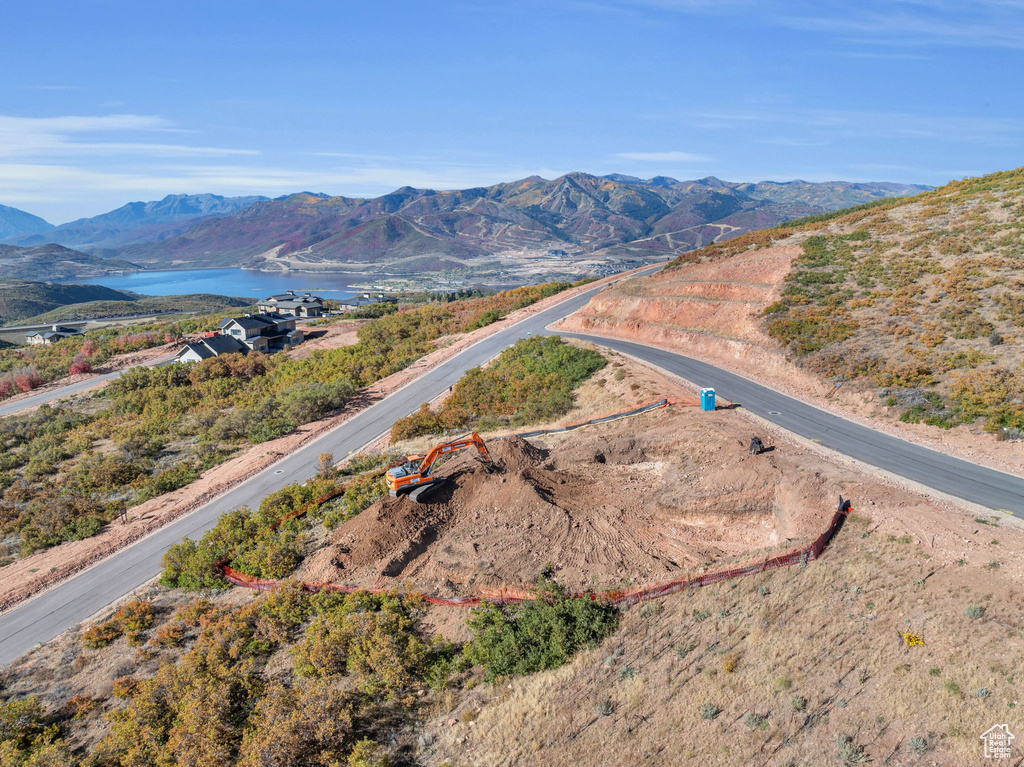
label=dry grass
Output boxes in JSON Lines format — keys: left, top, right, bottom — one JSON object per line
{"left": 423, "top": 512, "right": 1024, "bottom": 766}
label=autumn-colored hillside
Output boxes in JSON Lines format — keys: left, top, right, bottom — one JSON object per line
{"left": 108, "top": 174, "right": 926, "bottom": 271}
{"left": 760, "top": 168, "right": 1024, "bottom": 434}
{"left": 565, "top": 166, "right": 1024, "bottom": 441}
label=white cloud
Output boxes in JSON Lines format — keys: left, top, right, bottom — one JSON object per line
{"left": 596, "top": 0, "right": 1024, "bottom": 48}
{"left": 691, "top": 107, "right": 1021, "bottom": 143}
{"left": 0, "top": 114, "right": 256, "bottom": 158}
{"left": 781, "top": 0, "right": 1024, "bottom": 48}
{"left": 615, "top": 151, "right": 710, "bottom": 162}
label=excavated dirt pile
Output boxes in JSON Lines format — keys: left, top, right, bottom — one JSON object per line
{"left": 299, "top": 411, "right": 838, "bottom": 594}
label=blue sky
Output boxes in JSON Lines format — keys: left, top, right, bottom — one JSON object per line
{"left": 2, "top": 0, "right": 1022, "bottom": 223}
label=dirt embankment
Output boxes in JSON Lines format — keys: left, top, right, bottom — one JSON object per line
{"left": 556, "top": 244, "right": 1024, "bottom": 476}
{"left": 559, "top": 244, "right": 824, "bottom": 393}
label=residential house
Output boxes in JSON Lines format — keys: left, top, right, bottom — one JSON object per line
{"left": 26, "top": 324, "right": 84, "bottom": 345}
{"left": 174, "top": 334, "right": 249, "bottom": 364}
{"left": 337, "top": 293, "right": 398, "bottom": 312}
{"left": 217, "top": 312, "right": 303, "bottom": 353}
{"left": 257, "top": 290, "right": 324, "bottom": 317}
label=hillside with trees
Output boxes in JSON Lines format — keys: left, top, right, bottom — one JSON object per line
{"left": 759, "top": 168, "right": 1024, "bottom": 434}
{"left": 0, "top": 281, "right": 138, "bottom": 325}
{"left": 564, "top": 166, "right": 1024, "bottom": 440}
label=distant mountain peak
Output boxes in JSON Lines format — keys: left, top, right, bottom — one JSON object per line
{"left": 2, "top": 193, "right": 270, "bottom": 250}
{"left": 0, "top": 204, "right": 54, "bottom": 239}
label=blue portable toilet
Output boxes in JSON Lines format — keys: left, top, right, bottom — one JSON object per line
{"left": 700, "top": 388, "right": 716, "bottom": 411}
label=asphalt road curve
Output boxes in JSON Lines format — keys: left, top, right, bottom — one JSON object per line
{"left": 0, "top": 284, "right": 612, "bottom": 666}
{"left": 559, "top": 333, "right": 1024, "bottom": 517}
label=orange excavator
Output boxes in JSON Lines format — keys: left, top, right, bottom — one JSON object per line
{"left": 386, "top": 432, "right": 492, "bottom": 501}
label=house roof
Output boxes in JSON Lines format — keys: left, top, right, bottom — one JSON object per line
{"left": 204, "top": 335, "right": 249, "bottom": 354}
{"left": 262, "top": 292, "right": 323, "bottom": 304}
{"left": 176, "top": 342, "right": 217, "bottom": 361}
{"left": 220, "top": 314, "right": 283, "bottom": 331}
{"left": 29, "top": 329, "right": 79, "bottom": 340}
{"left": 177, "top": 335, "right": 249, "bottom": 360}
{"left": 339, "top": 294, "right": 398, "bottom": 307}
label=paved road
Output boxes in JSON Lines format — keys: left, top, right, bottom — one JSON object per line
{"left": 0, "top": 284, "right": 610, "bottom": 665}
{"left": 2, "top": 280, "right": 1021, "bottom": 665}
{"left": 560, "top": 333, "right": 1024, "bottom": 516}
{"left": 0, "top": 354, "right": 176, "bottom": 418}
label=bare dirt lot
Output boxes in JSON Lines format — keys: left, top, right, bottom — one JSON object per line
{"left": 285, "top": 320, "right": 360, "bottom": 360}
{"left": 301, "top": 400, "right": 1022, "bottom": 613}
{"left": 301, "top": 416, "right": 824, "bottom": 596}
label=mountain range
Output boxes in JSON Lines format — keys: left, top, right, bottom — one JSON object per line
{"left": 0, "top": 174, "right": 929, "bottom": 273}
{"left": 0, "top": 204, "right": 54, "bottom": 240}
{"left": 1, "top": 193, "right": 269, "bottom": 250}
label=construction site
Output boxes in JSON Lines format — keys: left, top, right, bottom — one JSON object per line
{"left": 2, "top": 341, "right": 1021, "bottom": 767}
{"left": 238, "top": 345, "right": 999, "bottom": 610}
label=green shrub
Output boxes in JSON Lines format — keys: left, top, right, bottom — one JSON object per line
{"left": 837, "top": 735, "right": 868, "bottom": 765}
{"left": 700, "top": 703, "right": 721, "bottom": 720}
{"left": 462, "top": 579, "right": 618, "bottom": 681}
{"left": 743, "top": 712, "right": 767, "bottom": 729}
{"left": 907, "top": 736, "right": 928, "bottom": 755}
{"left": 292, "top": 591, "right": 429, "bottom": 700}
{"left": 391, "top": 336, "right": 606, "bottom": 441}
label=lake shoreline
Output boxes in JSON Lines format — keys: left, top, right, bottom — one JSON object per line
{"left": 67, "top": 267, "right": 372, "bottom": 300}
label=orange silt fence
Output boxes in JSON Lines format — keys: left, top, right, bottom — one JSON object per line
{"left": 216, "top": 497, "right": 853, "bottom": 607}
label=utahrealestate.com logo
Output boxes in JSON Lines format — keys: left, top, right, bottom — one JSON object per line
{"left": 980, "top": 724, "right": 1015, "bottom": 759}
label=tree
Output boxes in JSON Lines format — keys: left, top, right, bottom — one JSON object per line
{"left": 316, "top": 452, "right": 335, "bottom": 480}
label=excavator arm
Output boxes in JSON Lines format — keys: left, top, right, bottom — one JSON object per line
{"left": 416, "top": 433, "right": 490, "bottom": 476}
{"left": 386, "top": 432, "right": 491, "bottom": 497}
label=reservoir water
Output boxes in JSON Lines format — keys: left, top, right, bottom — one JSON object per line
{"left": 73, "top": 268, "right": 366, "bottom": 300}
